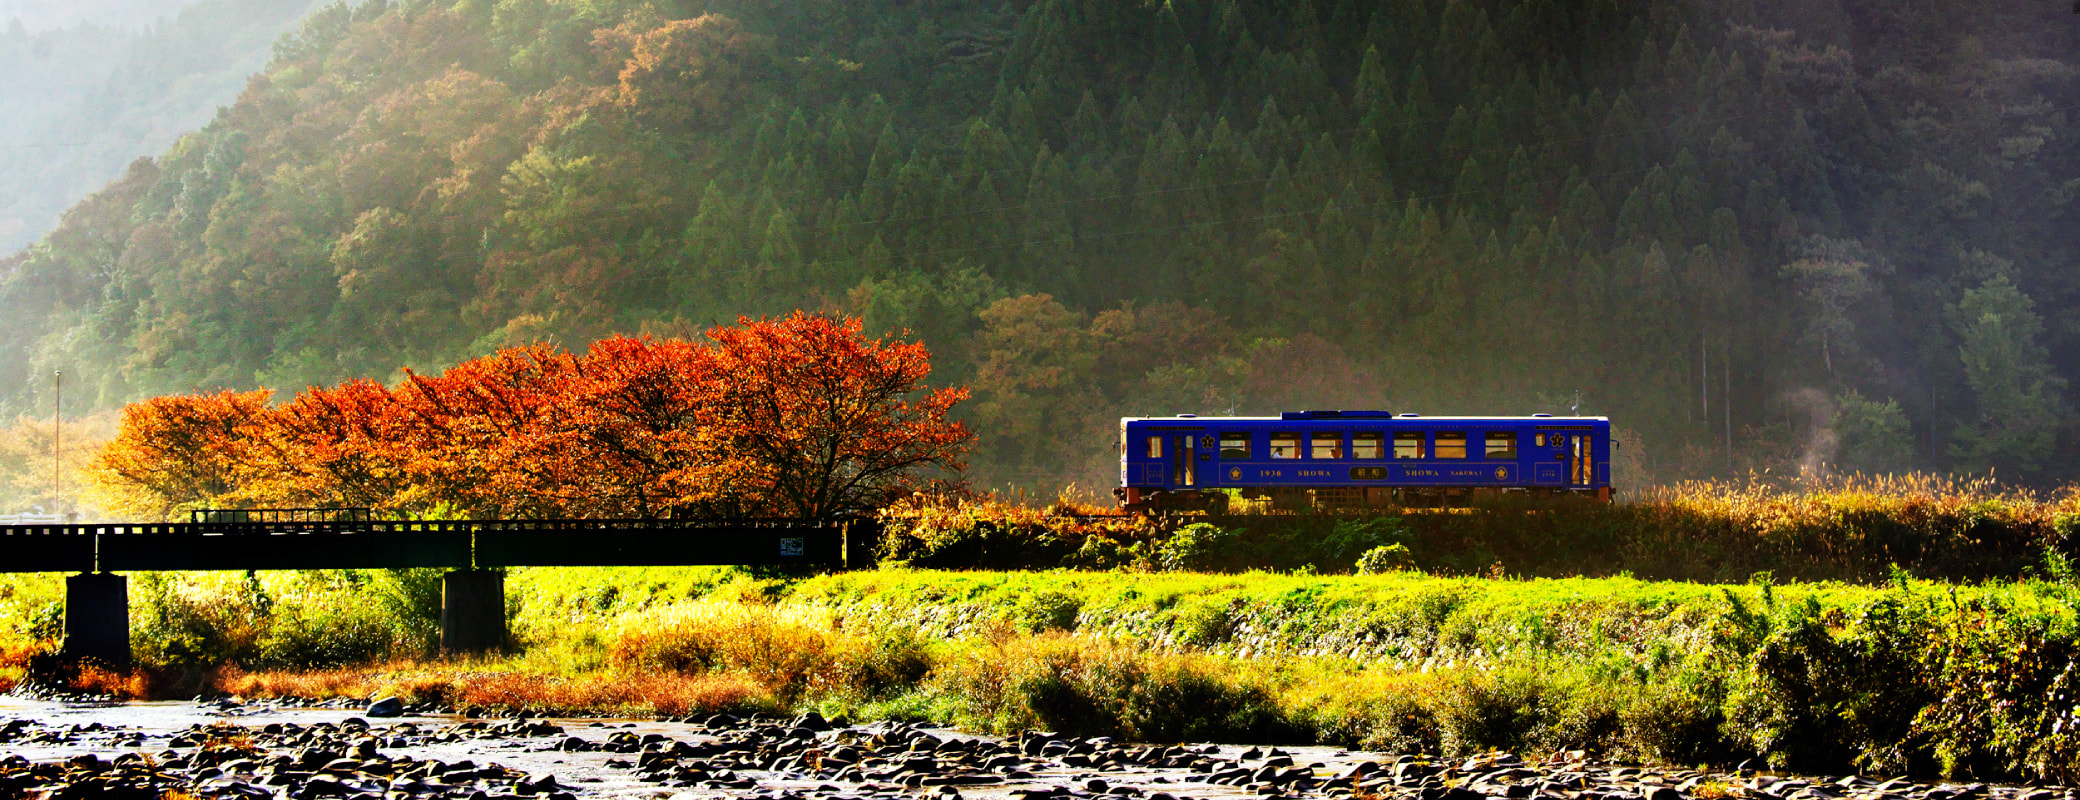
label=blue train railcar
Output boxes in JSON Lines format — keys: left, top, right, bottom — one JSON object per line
{"left": 1115, "top": 411, "right": 1612, "bottom": 512}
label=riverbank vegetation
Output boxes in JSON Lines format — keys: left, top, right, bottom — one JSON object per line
{"left": 880, "top": 474, "right": 2079, "bottom": 583}
{"left": 7, "top": 566, "right": 2080, "bottom": 780}
{"left": 3, "top": 476, "right": 2078, "bottom": 778}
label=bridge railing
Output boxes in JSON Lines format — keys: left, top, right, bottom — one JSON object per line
{"left": 0, "top": 514, "right": 879, "bottom": 572}
{"left": 191, "top": 508, "right": 374, "bottom": 525}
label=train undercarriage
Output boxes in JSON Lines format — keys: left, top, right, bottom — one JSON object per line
{"left": 1117, "top": 485, "right": 1611, "bottom": 514}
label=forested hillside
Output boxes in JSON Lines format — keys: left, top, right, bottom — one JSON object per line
{"left": 4, "top": 0, "right": 2077, "bottom": 493}
{"left": 0, "top": 0, "right": 325, "bottom": 252}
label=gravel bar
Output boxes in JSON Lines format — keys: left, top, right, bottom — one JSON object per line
{"left": 0, "top": 694, "right": 2072, "bottom": 800}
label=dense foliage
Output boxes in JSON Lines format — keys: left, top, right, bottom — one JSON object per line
{"left": 12, "top": 567, "right": 2080, "bottom": 779}
{"left": 90, "top": 314, "right": 970, "bottom": 519}
{"left": 3, "top": 0, "right": 2077, "bottom": 493}
{"left": 875, "top": 475, "right": 2080, "bottom": 583}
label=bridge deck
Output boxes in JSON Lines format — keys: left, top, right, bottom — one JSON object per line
{"left": 0, "top": 518, "right": 869, "bottom": 572}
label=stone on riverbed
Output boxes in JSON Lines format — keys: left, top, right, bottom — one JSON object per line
{"left": 365, "top": 696, "right": 404, "bottom": 717}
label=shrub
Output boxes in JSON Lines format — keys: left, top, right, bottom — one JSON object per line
{"left": 1005, "top": 590, "right": 1083, "bottom": 633}
{"left": 258, "top": 606, "right": 402, "bottom": 669}
{"left": 934, "top": 633, "right": 1293, "bottom": 741}
{"left": 1319, "top": 517, "right": 1413, "bottom": 571}
{"left": 813, "top": 627, "right": 936, "bottom": 702}
{"left": 1156, "top": 523, "right": 1241, "bottom": 571}
{"left": 132, "top": 573, "right": 272, "bottom": 672}
{"left": 1355, "top": 544, "right": 1417, "bottom": 575}
{"left": 1619, "top": 679, "right": 1732, "bottom": 765}
{"left": 877, "top": 497, "right": 1164, "bottom": 569}
{"left": 1124, "top": 656, "right": 1293, "bottom": 743}
{"left": 608, "top": 600, "right": 835, "bottom": 702}
{"left": 1429, "top": 666, "right": 1565, "bottom": 756}
{"left": 1171, "top": 599, "right": 1236, "bottom": 647}
{"left": 1287, "top": 672, "right": 1442, "bottom": 752}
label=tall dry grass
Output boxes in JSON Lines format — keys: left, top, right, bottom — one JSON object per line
{"left": 1606, "top": 473, "right": 2079, "bottom": 581}
{"left": 877, "top": 474, "right": 2080, "bottom": 581}
{"left": 220, "top": 665, "right": 777, "bottom": 718}
{"left": 608, "top": 600, "right": 839, "bottom": 703}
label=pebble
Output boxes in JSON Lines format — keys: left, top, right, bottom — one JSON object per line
{"left": 0, "top": 700, "right": 2075, "bottom": 800}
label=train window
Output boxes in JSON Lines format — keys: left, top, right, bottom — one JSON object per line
{"left": 1220, "top": 432, "right": 1250, "bottom": 459}
{"left": 1146, "top": 436, "right": 1163, "bottom": 458}
{"left": 1353, "top": 432, "right": 1384, "bottom": 459}
{"left": 1394, "top": 432, "right": 1426, "bottom": 459}
{"left": 1311, "top": 432, "right": 1343, "bottom": 459}
{"left": 1486, "top": 432, "right": 1517, "bottom": 459}
{"left": 1436, "top": 431, "right": 1468, "bottom": 458}
{"left": 1270, "top": 432, "right": 1300, "bottom": 459}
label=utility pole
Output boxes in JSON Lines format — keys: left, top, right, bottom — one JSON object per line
{"left": 1723, "top": 343, "right": 1733, "bottom": 474}
{"left": 52, "top": 370, "right": 61, "bottom": 519}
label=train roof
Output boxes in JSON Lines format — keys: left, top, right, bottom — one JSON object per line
{"left": 1122, "top": 412, "right": 1609, "bottom": 422}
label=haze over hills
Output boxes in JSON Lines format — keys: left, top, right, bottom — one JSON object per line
{"left": 0, "top": 0, "right": 178, "bottom": 32}
{"left": 2, "top": 0, "right": 2077, "bottom": 491}
{"left": 0, "top": 0, "right": 324, "bottom": 252}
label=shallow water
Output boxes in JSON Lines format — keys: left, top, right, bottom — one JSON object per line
{"left": 0, "top": 695, "right": 1341, "bottom": 798}
{"left": 0, "top": 695, "right": 713, "bottom": 794}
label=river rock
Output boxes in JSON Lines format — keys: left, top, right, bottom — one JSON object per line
{"left": 365, "top": 697, "right": 404, "bottom": 718}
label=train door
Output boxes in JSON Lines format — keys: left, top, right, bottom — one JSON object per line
{"left": 1170, "top": 433, "right": 1197, "bottom": 488}
{"left": 1569, "top": 434, "right": 1595, "bottom": 488}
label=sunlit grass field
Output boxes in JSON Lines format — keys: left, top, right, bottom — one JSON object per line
{"left": 2, "top": 476, "right": 2079, "bottom": 778}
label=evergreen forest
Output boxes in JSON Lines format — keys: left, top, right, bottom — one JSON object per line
{"left": 3, "top": 0, "right": 2078, "bottom": 493}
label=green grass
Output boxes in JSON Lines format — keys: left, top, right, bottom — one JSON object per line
{"left": 6, "top": 538, "right": 2080, "bottom": 778}
{"left": 485, "top": 565, "right": 2080, "bottom": 780}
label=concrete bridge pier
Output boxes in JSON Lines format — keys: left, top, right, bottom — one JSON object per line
{"left": 62, "top": 572, "right": 129, "bottom": 668}
{"left": 440, "top": 569, "right": 506, "bottom": 655}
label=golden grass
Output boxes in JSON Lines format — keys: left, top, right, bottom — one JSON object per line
{"left": 74, "top": 663, "right": 152, "bottom": 698}
{"left": 1641, "top": 472, "right": 2078, "bottom": 524}
{"left": 219, "top": 664, "right": 777, "bottom": 717}
{"left": 0, "top": 640, "right": 40, "bottom": 694}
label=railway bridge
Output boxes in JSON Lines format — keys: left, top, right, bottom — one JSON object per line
{"left": 0, "top": 509, "right": 877, "bottom": 667}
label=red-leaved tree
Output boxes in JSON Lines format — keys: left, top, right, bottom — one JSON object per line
{"left": 92, "top": 315, "right": 971, "bottom": 520}
{"left": 91, "top": 390, "right": 272, "bottom": 520}
{"left": 561, "top": 335, "right": 743, "bottom": 518}
{"left": 708, "top": 312, "right": 971, "bottom": 517}
{"left": 392, "top": 343, "right": 587, "bottom": 518}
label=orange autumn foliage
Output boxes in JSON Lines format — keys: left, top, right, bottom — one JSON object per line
{"left": 92, "top": 390, "right": 273, "bottom": 520}
{"left": 248, "top": 378, "right": 417, "bottom": 509}
{"left": 91, "top": 314, "right": 970, "bottom": 520}
{"left": 708, "top": 313, "right": 970, "bottom": 517}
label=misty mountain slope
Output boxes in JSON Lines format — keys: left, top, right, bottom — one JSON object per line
{"left": 0, "top": 0, "right": 175, "bottom": 31}
{"left": 0, "top": 0, "right": 326, "bottom": 251}
{"left": 3, "top": 0, "right": 2078, "bottom": 489}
